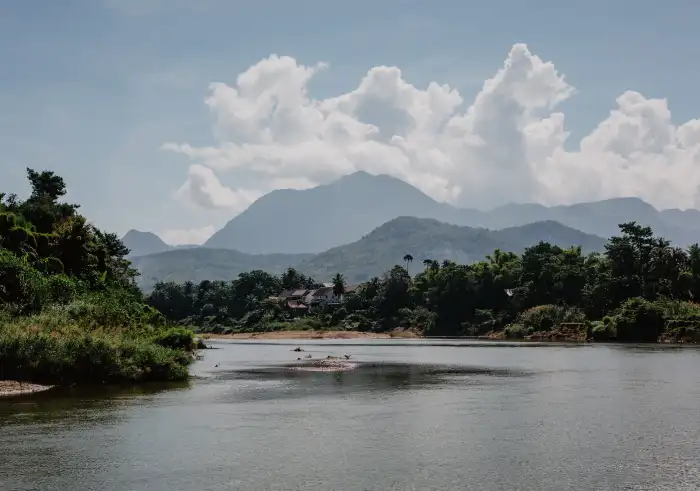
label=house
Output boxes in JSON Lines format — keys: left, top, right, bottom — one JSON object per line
{"left": 314, "top": 286, "right": 342, "bottom": 305}
{"left": 278, "top": 283, "right": 363, "bottom": 308}
{"left": 307, "top": 284, "right": 364, "bottom": 305}
{"left": 303, "top": 289, "right": 318, "bottom": 305}
{"left": 286, "top": 299, "right": 308, "bottom": 310}
{"left": 278, "top": 290, "right": 295, "bottom": 300}
{"left": 277, "top": 289, "right": 309, "bottom": 301}
{"left": 343, "top": 284, "right": 362, "bottom": 295}
{"left": 285, "top": 299, "right": 308, "bottom": 317}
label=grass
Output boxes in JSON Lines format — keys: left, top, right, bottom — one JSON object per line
{"left": 0, "top": 311, "right": 194, "bottom": 386}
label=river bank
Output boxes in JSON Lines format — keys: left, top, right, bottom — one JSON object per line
{"left": 200, "top": 329, "right": 421, "bottom": 340}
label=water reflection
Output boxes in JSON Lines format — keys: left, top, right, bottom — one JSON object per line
{"left": 210, "top": 362, "right": 534, "bottom": 404}
{"left": 2, "top": 341, "right": 700, "bottom": 491}
{"left": 0, "top": 382, "right": 189, "bottom": 425}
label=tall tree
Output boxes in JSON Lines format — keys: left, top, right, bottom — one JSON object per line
{"left": 332, "top": 273, "right": 346, "bottom": 298}
{"left": 403, "top": 253, "right": 413, "bottom": 273}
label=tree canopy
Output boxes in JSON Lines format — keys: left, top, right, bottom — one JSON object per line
{"left": 145, "top": 221, "right": 700, "bottom": 343}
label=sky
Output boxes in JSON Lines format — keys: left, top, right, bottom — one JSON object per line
{"left": 3, "top": 1, "right": 700, "bottom": 245}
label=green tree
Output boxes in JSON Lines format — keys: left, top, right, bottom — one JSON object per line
{"left": 332, "top": 273, "right": 346, "bottom": 298}
{"left": 403, "top": 253, "right": 413, "bottom": 273}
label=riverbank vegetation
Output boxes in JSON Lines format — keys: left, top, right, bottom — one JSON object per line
{"left": 147, "top": 223, "right": 700, "bottom": 343}
{"left": 0, "top": 169, "right": 195, "bottom": 386}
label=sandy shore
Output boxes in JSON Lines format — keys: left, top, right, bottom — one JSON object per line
{"left": 0, "top": 381, "right": 53, "bottom": 397}
{"left": 201, "top": 329, "right": 421, "bottom": 340}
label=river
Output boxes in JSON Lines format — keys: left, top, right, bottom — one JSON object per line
{"left": 1, "top": 340, "right": 700, "bottom": 490}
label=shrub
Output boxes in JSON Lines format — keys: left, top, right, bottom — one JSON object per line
{"left": 590, "top": 320, "right": 616, "bottom": 341}
{"left": 516, "top": 304, "right": 586, "bottom": 333}
{"left": 654, "top": 298, "right": 700, "bottom": 322}
{"left": 0, "top": 321, "right": 192, "bottom": 385}
{"left": 613, "top": 297, "right": 665, "bottom": 343}
{"left": 504, "top": 324, "right": 525, "bottom": 339}
{"left": 154, "top": 327, "right": 196, "bottom": 351}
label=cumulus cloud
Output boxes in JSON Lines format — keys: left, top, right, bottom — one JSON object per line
{"left": 165, "top": 44, "right": 700, "bottom": 211}
{"left": 160, "top": 225, "right": 216, "bottom": 246}
{"left": 173, "top": 163, "right": 262, "bottom": 212}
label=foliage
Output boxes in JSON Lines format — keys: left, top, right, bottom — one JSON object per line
{"left": 612, "top": 298, "right": 665, "bottom": 343}
{"left": 0, "top": 169, "right": 194, "bottom": 385}
{"left": 0, "top": 321, "right": 190, "bottom": 385}
{"left": 154, "top": 327, "right": 196, "bottom": 351}
{"left": 514, "top": 305, "right": 586, "bottom": 334}
{"left": 143, "top": 220, "right": 700, "bottom": 344}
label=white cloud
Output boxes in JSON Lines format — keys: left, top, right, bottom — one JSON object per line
{"left": 165, "top": 43, "right": 700, "bottom": 211}
{"left": 173, "top": 163, "right": 262, "bottom": 212}
{"left": 160, "top": 225, "right": 216, "bottom": 246}
{"left": 158, "top": 225, "right": 216, "bottom": 245}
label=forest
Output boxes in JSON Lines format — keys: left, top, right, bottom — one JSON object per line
{"left": 148, "top": 224, "right": 700, "bottom": 343}
{"left": 0, "top": 169, "right": 196, "bottom": 385}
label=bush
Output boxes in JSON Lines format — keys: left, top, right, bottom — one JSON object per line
{"left": 0, "top": 248, "right": 48, "bottom": 314}
{"left": 0, "top": 321, "right": 192, "bottom": 385}
{"left": 590, "top": 319, "right": 616, "bottom": 341}
{"left": 154, "top": 327, "right": 196, "bottom": 351}
{"left": 516, "top": 305, "right": 586, "bottom": 333}
{"left": 504, "top": 324, "right": 525, "bottom": 339}
{"left": 613, "top": 297, "right": 665, "bottom": 343}
{"left": 654, "top": 298, "right": 700, "bottom": 322}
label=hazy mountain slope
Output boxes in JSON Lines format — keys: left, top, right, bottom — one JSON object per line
{"left": 201, "top": 172, "right": 700, "bottom": 253}
{"left": 490, "top": 198, "right": 688, "bottom": 243}
{"left": 491, "top": 220, "right": 607, "bottom": 251}
{"left": 130, "top": 248, "right": 312, "bottom": 292}
{"left": 295, "top": 217, "right": 607, "bottom": 283}
{"left": 122, "top": 230, "right": 171, "bottom": 258}
{"left": 204, "top": 171, "right": 464, "bottom": 253}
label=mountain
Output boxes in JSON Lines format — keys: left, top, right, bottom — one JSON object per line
{"left": 122, "top": 230, "right": 171, "bottom": 258}
{"left": 484, "top": 197, "right": 700, "bottom": 245}
{"left": 129, "top": 248, "right": 312, "bottom": 292}
{"left": 204, "top": 171, "right": 463, "bottom": 253}
{"left": 131, "top": 217, "right": 604, "bottom": 290}
{"left": 295, "top": 217, "right": 607, "bottom": 283}
{"left": 202, "top": 172, "right": 700, "bottom": 253}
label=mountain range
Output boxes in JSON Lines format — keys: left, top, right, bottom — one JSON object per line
{"left": 203, "top": 171, "right": 700, "bottom": 254}
{"left": 122, "top": 230, "right": 197, "bottom": 258}
{"left": 121, "top": 171, "right": 700, "bottom": 290}
{"left": 129, "top": 217, "right": 605, "bottom": 290}
{"left": 295, "top": 217, "right": 606, "bottom": 283}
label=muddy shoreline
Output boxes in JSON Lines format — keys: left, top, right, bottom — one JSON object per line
{"left": 0, "top": 381, "right": 53, "bottom": 397}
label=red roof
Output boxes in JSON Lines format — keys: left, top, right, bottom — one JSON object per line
{"left": 286, "top": 300, "right": 308, "bottom": 309}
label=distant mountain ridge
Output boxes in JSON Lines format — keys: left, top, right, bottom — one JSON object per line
{"left": 121, "top": 230, "right": 199, "bottom": 258}
{"left": 203, "top": 171, "right": 700, "bottom": 254}
{"left": 129, "top": 248, "right": 312, "bottom": 292}
{"left": 296, "top": 217, "right": 607, "bottom": 283}
{"left": 204, "top": 171, "right": 463, "bottom": 253}
{"left": 131, "top": 217, "right": 606, "bottom": 290}
{"left": 122, "top": 230, "right": 171, "bottom": 258}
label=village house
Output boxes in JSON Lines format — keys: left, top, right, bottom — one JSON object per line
{"left": 304, "top": 286, "right": 340, "bottom": 305}
{"left": 274, "top": 283, "right": 363, "bottom": 310}
{"left": 343, "top": 284, "right": 362, "bottom": 295}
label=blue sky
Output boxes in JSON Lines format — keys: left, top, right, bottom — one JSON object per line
{"left": 2, "top": 1, "right": 700, "bottom": 244}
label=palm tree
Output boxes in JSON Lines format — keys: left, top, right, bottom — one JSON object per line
{"left": 332, "top": 273, "right": 346, "bottom": 300}
{"left": 403, "top": 254, "right": 413, "bottom": 273}
{"left": 422, "top": 258, "right": 439, "bottom": 271}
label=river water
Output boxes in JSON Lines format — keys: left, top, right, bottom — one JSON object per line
{"left": 1, "top": 340, "right": 700, "bottom": 490}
